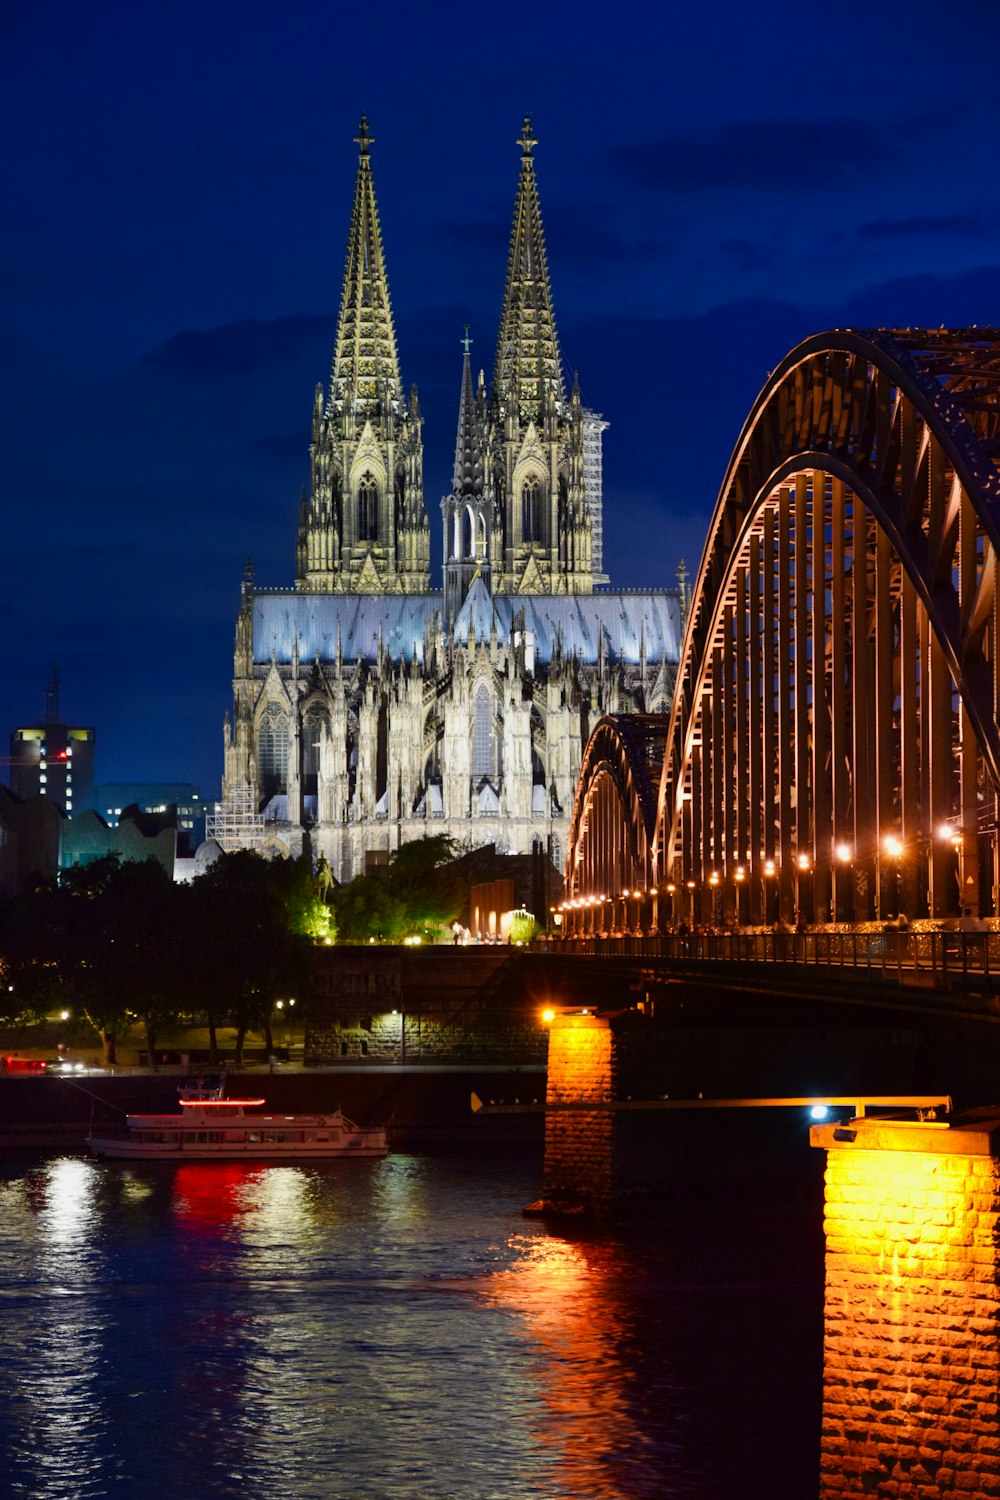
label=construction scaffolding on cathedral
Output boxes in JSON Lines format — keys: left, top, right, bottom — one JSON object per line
{"left": 221, "top": 116, "right": 682, "bottom": 883}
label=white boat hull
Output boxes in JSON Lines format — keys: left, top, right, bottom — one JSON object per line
{"left": 88, "top": 1136, "right": 387, "bottom": 1161}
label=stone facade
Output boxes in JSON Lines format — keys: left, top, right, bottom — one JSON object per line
{"left": 813, "top": 1119, "right": 1000, "bottom": 1498}
{"left": 222, "top": 117, "right": 681, "bottom": 882}
{"left": 304, "top": 947, "right": 547, "bottom": 1067}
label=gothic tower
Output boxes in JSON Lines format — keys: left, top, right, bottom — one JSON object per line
{"left": 487, "top": 118, "right": 597, "bottom": 597}
{"left": 296, "top": 117, "right": 430, "bottom": 593}
{"left": 441, "top": 329, "right": 491, "bottom": 620}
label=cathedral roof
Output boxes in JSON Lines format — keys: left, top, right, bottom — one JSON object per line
{"left": 453, "top": 576, "right": 497, "bottom": 641}
{"left": 492, "top": 118, "right": 564, "bottom": 419}
{"left": 252, "top": 588, "right": 681, "bottom": 667}
{"left": 327, "top": 116, "right": 402, "bottom": 415}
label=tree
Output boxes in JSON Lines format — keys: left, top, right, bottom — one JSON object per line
{"left": 186, "top": 852, "right": 315, "bottom": 1061}
{"left": 0, "top": 856, "right": 182, "bottom": 1064}
{"left": 333, "top": 835, "right": 462, "bottom": 943}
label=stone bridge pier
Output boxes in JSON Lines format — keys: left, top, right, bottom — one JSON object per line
{"left": 540, "top": 1010, "right": 618, "bottom": 1216}
{"left": 811, "top": 1115, "right": 1000, "bottom": 1498}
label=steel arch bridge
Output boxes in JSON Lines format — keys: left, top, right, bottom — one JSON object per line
{"left": 563, "top": 328, "right": 1000, "bottom": 936}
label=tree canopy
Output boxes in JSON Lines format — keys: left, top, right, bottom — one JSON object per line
{"left": 0, "top": 850, "right": 331, "bottom": 1063}
{"left": 333, "top": 835, "right": 463, "bottom": 944}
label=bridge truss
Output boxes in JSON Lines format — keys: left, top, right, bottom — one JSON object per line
{"left": 564, "top": 329, "right": 1000, "bottom": 932}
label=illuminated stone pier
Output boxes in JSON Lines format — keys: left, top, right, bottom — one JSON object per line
{"left": 811, "top": 1115, "right": 1000, "bottom": 1498}
{"left": 539, "top": 1012, "right": 617, "bottom": 1216}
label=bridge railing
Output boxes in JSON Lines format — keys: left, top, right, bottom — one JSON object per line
{"left": 550, "top": 930, "right": 1000, "bottom": 981}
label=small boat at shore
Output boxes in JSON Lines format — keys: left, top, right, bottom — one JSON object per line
{"left": 87, "top": 1083, "right": 388, "bottom": 1161}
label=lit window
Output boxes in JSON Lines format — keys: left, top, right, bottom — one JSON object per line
{"left": 39, "top": 774, "right": 47, "bottom": 784}
{"left": 40, "top": 760, "right": 47, "bottom": 770}
{"left": 66, "top": 747, "right": 73, "bottom": 757}
{"left": 115, "top": 807, "right": 121, "bottom": 815}
{"left": 39, "top": 787, "right": 45, "bottom": 796}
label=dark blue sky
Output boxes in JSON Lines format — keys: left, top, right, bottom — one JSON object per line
{"left": 4, "top": 0, "right": 999, "bottom": 796}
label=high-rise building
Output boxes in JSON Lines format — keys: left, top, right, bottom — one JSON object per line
{"left": 9, "top": 670, "right": 95, "bottom": 816}
{"left": 222, "top": 119, "right": 682, "bottom": 882}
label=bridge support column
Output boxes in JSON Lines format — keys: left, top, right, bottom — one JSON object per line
{"left": 540, "top": 1012, "right": 618, "bottom": 1217}
{"left": 811, "top": 1117, "right": 1000, "bottom": 1498}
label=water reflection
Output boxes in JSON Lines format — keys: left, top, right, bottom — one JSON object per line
{"left": 3, "top": 1157, "right": 113, "bottom": 1499}
{"left": 485, "top": 1231, "right": 689, "bottom": 1499}
{"left": 0, "top": 1154, "right": 821, "bottom": 1498}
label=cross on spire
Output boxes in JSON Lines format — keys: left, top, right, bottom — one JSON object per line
{"left": 355, "top": 114, "right": 374, "bottom": 156}
{"left": 461, "top": 324, "right": 472, "bottom": 356}
{"left": 518, "top": 116, "right": 537, "bottom": 158}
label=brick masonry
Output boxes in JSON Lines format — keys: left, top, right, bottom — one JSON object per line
{"left": 542, "top": 1013, "right": 618, "bottom": 1212}
{"left": 812, "top": 1120, "right": 1000, "bottom": 1498}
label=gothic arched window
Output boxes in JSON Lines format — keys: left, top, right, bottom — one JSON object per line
{"left": 521, "top": 477, "right": 542, "bottom": 542}
{"left": 358, "top": 473, "right": 379, "bottom": 542}
{"left": 258, "top": 703, "right": 289, "bottom": 793}
{"left": 472, "top": 685, "right": 493, "bottom": 780}
{"left": 302, "top": 704, "right": 328, "bottom": 781}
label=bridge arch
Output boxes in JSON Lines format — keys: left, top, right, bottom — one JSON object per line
{"left": 654, "top": 327, "right": 1000, "bottom": 927}
{"left": 563, "top": 714, "right": 668, "bottom": 935}
{"left": 562, "top": 329, "right": 1000, "bottom": 934}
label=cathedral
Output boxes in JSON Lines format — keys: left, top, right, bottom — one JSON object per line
{"left": 220, "top": 117, "right": 682, "bottom": 882}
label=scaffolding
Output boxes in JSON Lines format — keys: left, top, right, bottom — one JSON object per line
{"left": 206, "top": 783, "right": 264, "bottom": 852}
{"left": 582, "top": 408, "right": 609, "bottom": 584}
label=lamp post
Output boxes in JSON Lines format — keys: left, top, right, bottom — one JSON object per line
{"left": 686, "top": 879, "right": 696, "bottom": 925}
{"left": 883, "top": 835, "right": 903, "bottom": 920}
{"left": 835, "top": 842, "right": 854, "bottom": 924}
{"left": 733, "top": 865, "right": 746, "bottom": 930}
{"left": 763, "top": 857, "right": 776, "bottom": 925}
{"left": 665, "top": 881, "right": 677, "bottom": 930}
{"left": 795, "top": 852, "right": 811, "bottom": 926}
{"left": 708, "top": 871, "right": 720, "bottom": 929}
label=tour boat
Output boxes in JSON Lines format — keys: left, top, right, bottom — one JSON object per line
{"left": 87, "top": 1084, "right": 388, "bottom": 1161}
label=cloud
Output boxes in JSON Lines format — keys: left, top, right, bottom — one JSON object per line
{"left": 841, "top": 263, "right": 1000, "bottom": 327}
{"left": 859, "top": 213, "right": 994, "bottom": 241}
{"left": 612, "top": 119, "right": 897, "bottom": 194}
{"left": 718, "top": 238, "right": 778, "bottom": 271}
{"left": 143, "top": 313, "right": 332, "bottom": 380}
{"left": 433, "top": 200, "right": 663, "bottom": 273}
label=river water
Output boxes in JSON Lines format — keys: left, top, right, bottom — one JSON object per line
{"left": 0, "top": 1151, "right": 822, "bottom": 1499}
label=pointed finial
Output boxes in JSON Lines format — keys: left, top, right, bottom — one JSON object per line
{"left": 355, "top": 115, "right": 374, "bottom": 157}
{"left": 461, "top": 324, "right": 473, "bottom": 356}
{"left": 518, "top": 116, "right": 537, "bottom": 158}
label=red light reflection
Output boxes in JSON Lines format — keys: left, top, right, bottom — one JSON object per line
{"left": 172, "top": 1164, "right": 263, "bottom": 1235}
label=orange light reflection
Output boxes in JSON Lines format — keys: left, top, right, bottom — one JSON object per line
{"left": 484, "top": 1233, "right": 653, "bottom": 1498}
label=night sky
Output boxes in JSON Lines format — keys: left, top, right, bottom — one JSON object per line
{"left": 4, "top": 0, "right": 999, "bottom": 797}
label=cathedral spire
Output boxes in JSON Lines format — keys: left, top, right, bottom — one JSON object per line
{"left": 452, "top": 326, "right": 483, "bottom": 501}
{"left": 443, "top": 329, "right": 491, "bottom": 620}
{"left": 298, "top": 119, "right": 428, "bottom": 594}
{"left": 493, "top": 116, "right": 564, "bottom": 421}
{"left": 328, "top": 115, "right": 401, "bottom": 417}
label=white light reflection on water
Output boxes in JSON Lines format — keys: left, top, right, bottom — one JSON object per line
{"left": 4, "top": 1157, "right": 115, "bottom": 1498}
